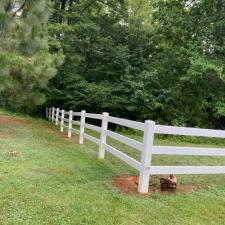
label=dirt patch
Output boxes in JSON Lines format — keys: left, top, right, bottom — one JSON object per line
{"left": 42, "top": 123, "right": 79, "bottom": 144}
{"left": 0, "top": 150, "right": 19, "bottom": 157}
{"left": 0, "top": 116, "right": 28, "bottom": 139}
{"left": 46, "top": 127, "right": 55, "bottom": 134}
{"left": 59, "top": 132, "right": 79, "bottom": 144}
{"left": 0, "top": 116, "right": 27, "bottom": 125}
{"left": 112, "top": 175, "right": 139, "bottom": 194}
{"left": 7, "top": 150, "right": 19, "bottom": 157}
{"left": 112, "top": 175, "right": 205, "bottom": 195}
{"left": 0, "top": 130, "right": 15, "bottom": 139}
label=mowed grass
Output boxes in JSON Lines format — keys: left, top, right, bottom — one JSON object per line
{"left": 0, "top": 111, "right": 225, "bottom": 225}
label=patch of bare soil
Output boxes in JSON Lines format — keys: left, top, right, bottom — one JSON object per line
{"left": 112, "top": 175, "right": 205, "bottom": 196}
{"left": 0, "top": 150, "right": 19, "bottom": 157}
{"left": 0, "top": 130, "right": 15, "bottom": 139}
{"left": 59, "top": 132, "right": 79, "bottom": 144}
{"left": 0, "top": 116, "right": 27, "bottom": 125}
{"left": 46, "top": 127, "right": 55, "bottom": 134}
{"left": 39, "top": 123, "right": 79, "bottom": 144}
{"left": 0, "top": 116, "right": 28, "bottom": 139}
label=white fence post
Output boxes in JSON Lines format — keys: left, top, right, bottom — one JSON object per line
{"left": 68, "top": 110, "right": 73, "bottom": 138}
{"left": 51, "top": 107, "right": 55, "bottom": 122}
{"left": 48, "top": 108, "right": 51, "bottom": 121}
{"left": 79, "top": 110, "right": 86, "bottom": 144}
{"left": 60, "top": 110, "right": 64, "bottom": 132}
{"left": 99, "top": 112, "right": 109, "bottom": 159}
{"left": 138, "top": 120, "right": 155, "bottom": 194}
{"left": 55, "top": 108, "right": 59, "bottom": 125}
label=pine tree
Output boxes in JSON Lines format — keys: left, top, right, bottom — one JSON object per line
{"left": 0, "top": 0, "right": 63, "bottom": 112}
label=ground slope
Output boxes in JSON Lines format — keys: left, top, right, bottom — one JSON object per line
{"left": 0, "top": 112, "right": 225, "bottom": 225}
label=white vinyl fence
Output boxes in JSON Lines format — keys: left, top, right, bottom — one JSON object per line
{"left": 46, "top": 107, "right": 225, "bottom": 193}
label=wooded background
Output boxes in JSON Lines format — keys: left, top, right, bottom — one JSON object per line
{"left": 1, "top": 0, "right": 225, "bottom": 129}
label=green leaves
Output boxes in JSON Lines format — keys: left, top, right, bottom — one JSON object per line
{"left": 2, "top": 0, "right": 224, "bottom": 127}
{"left": 0, "top": 0, "right": 63, "bottom": 112}
{"left": 47, "top": 0, "right": 162, "bottom": 121}
{"left": 149, "top": 0, "right": 225, "bottom": 127}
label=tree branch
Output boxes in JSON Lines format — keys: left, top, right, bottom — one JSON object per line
{"left": 185, "top": 0, "right": 196, "bottom": 8}
{"left": 13, "top": 1, "right": 26, "bottom": 17}
{"left": 79, "top": 0, "right": 96, "bottom": 13}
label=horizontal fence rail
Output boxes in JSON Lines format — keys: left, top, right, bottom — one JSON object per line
{"left": 46, "top": 107, "right": 225, "bottom": 194}
{"left": 84, "top": 123, "right": 101, "bottom": 133}
{"left": 84, "top": 133, "right": 100, "bottom": 145}
{"left": 149, "top": 166, "right": 225, "bottom": 175}
{"left": 85, "top": 113, "right": 103, "bottom": 120}
{"left": 104, "top": 144, "right": 142, "bottom": 171}
{"left": 155, "top": 125, "right": 225, "bottom": 138}
{"left": 152, "top": 146, "right": 225, "bottom": 156}
{"left": 108, "top": 116, "right": 145, "bottom": 131}
{"left": 106, "top": 130, "right": 143, "bottom": 151}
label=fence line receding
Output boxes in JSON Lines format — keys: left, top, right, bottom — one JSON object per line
{"left": 46, "top": 107, "right": 225, "bottom": 193}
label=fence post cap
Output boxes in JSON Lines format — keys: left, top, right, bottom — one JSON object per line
{"left": 144, "top": 120, "right": 155, "bottom": 125}
{"left": 102, "top": 112, "right": 109, "bottom": 116}
{"left": 81, "top": 110, "right": 86, "bottom": 113}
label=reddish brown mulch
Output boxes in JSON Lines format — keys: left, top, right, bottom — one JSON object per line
{"left": 112, "top": 175, "right": 205, "bottom": 195}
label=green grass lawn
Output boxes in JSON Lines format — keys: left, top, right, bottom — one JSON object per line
{"left": 0, "top": 111, "right": 225, "bottom": 225}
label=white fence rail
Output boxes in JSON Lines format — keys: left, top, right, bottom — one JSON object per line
{"left": 46, "top": 107, "right": 225, "bottom": 193}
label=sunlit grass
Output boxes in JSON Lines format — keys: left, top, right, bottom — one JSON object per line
{"left": 0, "top": 111, "right": 225, "bottom": 224}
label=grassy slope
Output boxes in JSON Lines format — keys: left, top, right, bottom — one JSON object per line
{"left": 0, "top": 111, "right": 225, "bottom": 225}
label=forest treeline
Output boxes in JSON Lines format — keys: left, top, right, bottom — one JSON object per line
{"left": 1, "top": 0, "right": 225, "bottom": 128}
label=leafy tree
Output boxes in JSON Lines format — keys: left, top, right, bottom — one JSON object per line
{"left": 47, "top": 0, "right": 164, "bottom": 121}
{"left": 3, "top": 0, "right": 224, "bottom": 128}
{"left": 0, "top": 0, "right": 63, "bottom": 112}
{"left": 150, "top": 0, "right": 225, "bottom": 127}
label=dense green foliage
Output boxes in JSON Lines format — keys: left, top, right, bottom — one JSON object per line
{"left": 1, "top": 0, "right": 225, "bottom": 128}
{"left": 48, "top": 0, "right": 161, "bottom": 121}
{"left": 0, "top": 0, "right": 63, "bottom": 112}
{"left": 47, "top": 0, "right": 225, "bottom": 128}
{"left": 151, "top": 0, "right": 225, "bottom": 127}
